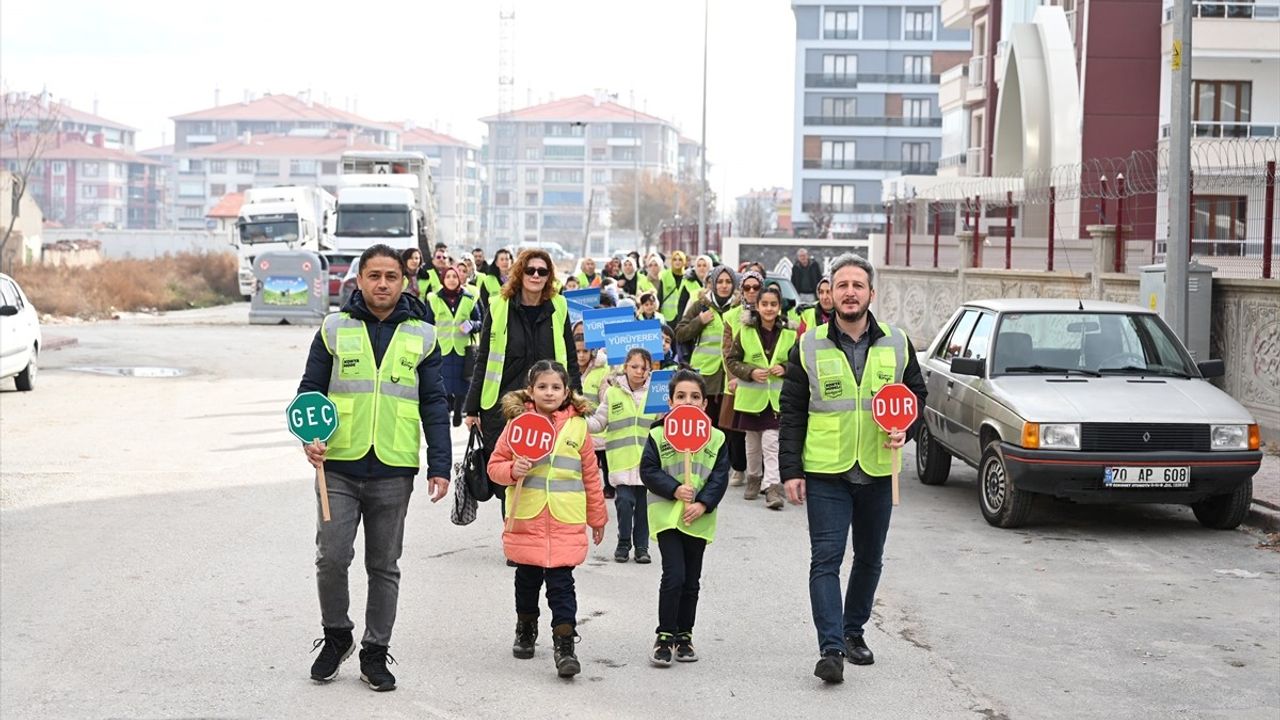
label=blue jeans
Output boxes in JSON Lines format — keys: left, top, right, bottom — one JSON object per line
{"left": 805, "top": 475, "right": 893, "bottom": 655}
{"left": 613, "top": 485, "right": 649, "bottom": 550}
{"left": 514, "top": 564, "right": 577, "bottom": 628}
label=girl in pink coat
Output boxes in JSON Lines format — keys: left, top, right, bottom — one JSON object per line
{"left": 488, "top": 360, "right": 608, "bottom": 678}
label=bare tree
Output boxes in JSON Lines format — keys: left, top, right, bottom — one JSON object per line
{"left": 735, "top": 195, "right": 771, "bottom": 237}
{"left": 807, "top": 204, "right": 834, "bottom": 239}
{"left": 1, "top": 92, "right": 62, "bottom": 270}
{"left": 611, "top": 171, "right": 717, "bottom": 245}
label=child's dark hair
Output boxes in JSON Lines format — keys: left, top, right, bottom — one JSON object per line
{"left": 527, "top": 359, "right": 571, "bottom": 390}
{"left": 358, "top": 243, "right": 408, "bottom": 276}
{"left": 668, "top": 368, "right": 706, "bottom": 396}
{"left": 625, "top": 347, "right": 653, "bottom": 366}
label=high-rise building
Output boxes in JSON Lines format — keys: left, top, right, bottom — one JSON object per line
{"left": 401, "top": 127, "right": 484, "bottom": 249}
{"left": 791, "top": 1, "right": 970, "bottom": 239}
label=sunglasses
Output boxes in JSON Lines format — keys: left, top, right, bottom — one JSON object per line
{"left": 742, "top": 283, "right": 761, "bottom": 291}
{"left": 525, "top": 266, "right": 550, "bottom": 277}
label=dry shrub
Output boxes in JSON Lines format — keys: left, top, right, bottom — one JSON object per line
{"left": 12, "top": 252, "right": 241, "bottom": 318}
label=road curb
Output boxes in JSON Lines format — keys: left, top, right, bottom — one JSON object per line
{"left": 43, "top": 335, "right": 78, "bottom": 351}
{"left": 1245, "top": 503, "right": 1280, "bottom": 534}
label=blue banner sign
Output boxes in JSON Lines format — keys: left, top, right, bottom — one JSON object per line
{"left": 644, "top": 369, "right": 675, "bottom": 413}
{"left": 582, "top": 307, "right": 637, "bottom": 349}
{"left": 562, "top": 288, "right": 602, "bottom": 307}
{"left": 603, "top": 319, "right": 665, "bottom": 365}
{"left": 566, "top": 300, "right": 594, "bottom": 326}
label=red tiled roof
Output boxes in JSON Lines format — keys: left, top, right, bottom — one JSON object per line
{"left": 2, "top": 95, "right": 137, "bottom": 132}
{"left": 176, "top": 133, "right": 390, "bottom": 158}
{"left": 206, "top": 192, "right": 245, "bottom": 219}
{"left": 171, "top": 93, "right": 399, "bottom": 131}
{"left": 479, "top": 94, "right": 670, "bottom": 125}
{"left": 400, "top": 126, "right": 475, "bottom": 149}
{"left": 0, "top": 135, "right": 159, "bottom": 164}
{"left": 140, "top": 144, "right": 174, "bottom": 156}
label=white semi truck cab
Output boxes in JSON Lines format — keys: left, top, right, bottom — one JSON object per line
{"left": 234, "top": 186, "right": 335, "bottom": 297}
{"left": 334, "top": 151, "right": 436, "bottom": 253}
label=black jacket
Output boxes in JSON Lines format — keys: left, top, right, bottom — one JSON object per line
{"left": 297, "top": 290, "right": 452, "bottom": 480}
{"left": 464, "top": 295, "right": 582, "bottom": 416}
{"left": 640, "top": 433, "right": 731, "bottom": 513}
{"left": 778, "top": 309, "right": 927, "bottom": 481}
{"left": 791, "top": 260, "right": 823, "bottom": 295}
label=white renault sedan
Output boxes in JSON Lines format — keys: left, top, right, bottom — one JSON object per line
{"left": 0, "top": 273, "right": 41, "bottom": 391}
{"left": 916, "top": 299, "right": 1261, "bottom": 530}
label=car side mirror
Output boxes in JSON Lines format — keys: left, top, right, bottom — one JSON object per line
{"left": 0, "top": 305, "right": 18, "bottom": 317}
{"left": 1196, "top": 359, "right": 1225, "bottom": 379}
{"left": 950, "top": 357, "right": 985, "bottom": 377}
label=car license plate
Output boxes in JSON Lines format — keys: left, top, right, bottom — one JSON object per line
{"left": 1103, "top": 466, "right": 1190, "bottom": 488}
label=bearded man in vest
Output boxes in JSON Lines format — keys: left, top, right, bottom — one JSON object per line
{"left": 778, "top": 253, "right": 927, "bottom": 685}
{"left": 298, "top": 244, "right": 452, "bottom": 692}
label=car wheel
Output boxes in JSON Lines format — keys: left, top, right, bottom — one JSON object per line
{"left": 1191, "top": 479, "right": 1252, "bottom": 530}
{"left": 14, "top": 346, "right": 36, "bottom": 392}
{"left": 915, "top": 421, "right": 951, "bottom": 486}
{"left": 978, "top": 441, "right": 1035, "bottom": 528}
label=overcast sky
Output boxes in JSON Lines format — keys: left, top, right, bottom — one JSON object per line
{"left": 1, "top": 0, "right": 796, "bottom": 203}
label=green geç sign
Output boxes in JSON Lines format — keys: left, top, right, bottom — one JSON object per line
{"left": 287, "top": 392, "right": 338, "bottom": 444}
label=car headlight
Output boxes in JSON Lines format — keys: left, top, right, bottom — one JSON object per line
{"left": 1210, "top": 424, "right": 1248, "bottom": 451}
{"left": 1038, "top": 423, "right": 1080, "bottom": 450}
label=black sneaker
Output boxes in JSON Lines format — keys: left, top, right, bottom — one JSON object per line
{"left": 309, "top": 628, "right": 354, "bottom": 682}
{"left": 845, "top": 634, "right": 874, "bottom": 665}
{"left": 552, "top": 624, "right": 580, "bottom": 678}
{"left": 634, "top": 547, "right": 652, "bottom": 564}
{"left": 614, "top": 542, "right": 631, "bottom": 563}
{"left": 359, "top": 645, "right": 397, "bottom": 691}
{"left": 814, "top": 650, "right": 845, "bottom": 684}
{"left": 674, "top": 632, "right": 698, "bottom": 662}
{"left": 513, "top": 615, "right": 538, "bottom": 659}
{"left": 650, "top": 633, "right": 675, "bottom": 667}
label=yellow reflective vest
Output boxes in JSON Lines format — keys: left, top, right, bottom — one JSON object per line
{"left": 603, "top": 384, "right": 658, "bottom": 472}
{"left": 426, "top": 291, "right": 477, "bottom": 357}
{"left": 733, "top": 325, "right": 797, "bottom": 413}
{"left": 659, "top": 269, "right": 699, "bottom": 323}
{"left": 688, "top": 303, "right": 727, "bottom": 376}
{"left": 320, "top": 313, "right": 437, "bottom": 467}
{"left": 507, "top": 416, "right": 588, "bottom": 524}
{"left": 479, "top": 295, "right": 570, "bottom": 410}
{"left": 797, "top": 321, "right": 908, "bottom": 476}
{"left": 646, "top": 426, "right": 725, "bottom": 543}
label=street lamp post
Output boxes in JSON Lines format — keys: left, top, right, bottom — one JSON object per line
{"left": 697, "top": 0, "right": 708, "bottom": 256}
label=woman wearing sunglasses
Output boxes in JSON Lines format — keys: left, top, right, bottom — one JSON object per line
{"left": 465, "top": 249, "right": 581, "bottom": 454}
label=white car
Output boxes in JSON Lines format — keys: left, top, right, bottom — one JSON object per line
{"left": 0, "top": 273, "right": 41, "bottom": 391}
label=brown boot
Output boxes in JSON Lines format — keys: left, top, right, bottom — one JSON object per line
{"left": 729, "top": 469, "right": 745, "bottom": 487}
{"left": 765, "top": 484, "right": 785, "bottom": 510}
{"left": 744, "top": 474, "right": 763, "bottom": 500}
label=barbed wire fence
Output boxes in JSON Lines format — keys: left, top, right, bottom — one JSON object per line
{"left": 883, "top": 138, "right": 1278, "bottom": 279}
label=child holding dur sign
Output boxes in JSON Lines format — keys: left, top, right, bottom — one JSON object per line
{"left": 639, "top": 369, "right": 730, "bottom": 667}
{"left": 488, "top": 360, "right": 608, "bottom": 678}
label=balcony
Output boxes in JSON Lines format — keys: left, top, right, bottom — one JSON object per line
{"left": 1160, "top": 121, "right": 1280, "bottom": 138}
{"left": 804, "top": 116, "right": 943, "bottom": 128}
{"left": 803, "top": 159, "right": 940, "bottom": 173}
{"left": 1165, "top": 0, "right": 1280, "bottom": 20}
{"left": 965, "top": 56, "right": 987, "bottom": 104}
{"left": 801, "top": 202, "right": 884, "bottom": 216}
{"left": 806, "top": 72, "right": 940, "bottom": 88}
{"left": 1163, "top": 0, "right": 1280, "bottom": 54}
{"left": 939, "top": 64, "right": 968, "bottom": 111}
{"left": 940, "top": 0, "right": 972, "bottom": 28}
{"left": 966, "top": 146, "right": 985, "bottom": 175}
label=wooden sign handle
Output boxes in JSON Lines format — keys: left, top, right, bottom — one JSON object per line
{"left": 890, "top": 427, "right": 901, "bottom": 507}
{"left": 313, "top": 439, "right": 331, "bottom": 522}
{"left": 681, "top": 451, "right": 692, "bottom": 523}
{"left": 505, "top": 453, "right": 527, "bottom": 533}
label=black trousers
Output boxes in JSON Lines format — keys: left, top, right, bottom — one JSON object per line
{"left": 596, "top": 449, "right": 613, "bottom": 492}
{"left": 514, "top": 564, "right": 577, "bottom": 628}
{"left": 655, "top": 529, "right": 708, "bottom": 636}
{"left": 726, "top": 429, "right": 747, "bottom": 473}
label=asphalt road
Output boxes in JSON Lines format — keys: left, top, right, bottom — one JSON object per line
{"left": 2, "top": 304, "right": 1277, "bottom": 719}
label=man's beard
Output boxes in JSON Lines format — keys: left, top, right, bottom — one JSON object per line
{"left": 835, "top": 304, "right": 868, "bottom": 323}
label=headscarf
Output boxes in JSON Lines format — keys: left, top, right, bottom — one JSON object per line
{"left": 439, "top": 267, "right": 464, "bottom": 306}
{"left": 707, "top": 265, "right": 738, "bottom": 312}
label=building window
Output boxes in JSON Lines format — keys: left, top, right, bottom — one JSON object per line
{"left": 51, "top": 161, "right": 66, "bottom": 175}
{"left": 823, "top": 9, "right": 858, "bottom": 39}
{"left": 818, "top": 184, "right": 855, "bottom": 211}
{"left": 525, "top": 191, "right": 538, "bottom": 206}
{"left": 591, "top": 147, "right": 607, "bottom": 161}
{"left": 544, "top": 190, "right": 583, "bottom": 206}
{"left": 496, "top": 123, "right": 516, "bottom": 138}
{"left": 546, "top": 123, "right": 584, "bottom": 137}
{"left": 613, "top": 124, "right": 636, "bottom": 138}
{"left": 83, "top": 162, "right": 100, "bottom": 177}
{"left": 822, "top": 54, "right": 856, "bottom": 79}
{"left": 613, "top": 147, "right": 637, "bottom": 162}
{"left": 209, "top": 160, "right": 227, "bottom": 174}
{"left": 904, "top": 9, "right": 933, "bottom": 40}
{"left": 545, "top": 168, "right": 584, "bottom": 184}
{"left": 526, "top": 168, "right": 539, "bottom": 184}
{"left": 236, "top": 160, "right": 255, "bottom": 174}
{"left": 495, "top": 213, "right": 510, "bottom": 229}
{"left": 81, "top": 185, "right": 98, "bottom": 198}
{"left": 1192, "top": 196, "right": 1247, "bottom": 256}
{"left": 545, "top": 145, "right": 584, "bottom": 159}
{"left": 904, "top": 98, "right": 932, "bottom": 123}
{"left": 1193, "top": 80, "right": 1252, "bottom": 137}
{"left": 525, "top": 212, "right": 538, "bottom": 229}
{"left": 821, "top": 97, "right": 856, "bottom": 119}
{"left": 902, "top": 142, "right": 931, "bottom": 170}
{"left": 496, "top": 168, "right": 513, "bottom": 184}
{"left": 257, "top": 160, "right": 279, "bottom": 175}
{"left": 592, "top": 169, "right": 607, "bottom": 184}
{"left": 904, "top": 56, "right": 932, "bottom": 80}
{"left": 526, "top": 124, "right": 541, "bottom": 136}
{"left": 525, "top": 147, "right": 541, "bottom": 160}
{"left": 178, "top": 182, "right": 204, "bottom": 198}
{"left": 210, "top": 183, "right": 226, "bottom": 197}
{"left": 52, "top": 182, "right": 66, "bottom": 198}
{"left": 821, "top": 140, "right": 854, "bottom": 168}
{"left": 290, "top": 159, "right": 318, "bottom": 176}
{"left": 591, "top": 124, "right": 608, "bottom": 137}
{"left": 182, "top": 206, "right": 203, "bottom": 219}
{"left": 495, "top": 190, "right": 511, "bottom": 206}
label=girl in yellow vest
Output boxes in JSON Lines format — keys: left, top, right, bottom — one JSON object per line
{"left": 488, "top": 360, "right": 608, "bottom": 678}
{"left": 573, "top": 321, "right": 615, "bottom": 500}
{"left": 425, "top": 267, "right": 481, "bottom": 427}
{"left": 585, "top": 348, "right": 658, "bottom": 564}
{"left": 724, "top": 286, "right": 795, "bottom": 511}
{"left": 640, "top": 369, "right": 730, "bottom": 666}
{"left": 400, "top": 247, "right": 424, "bottom": 300}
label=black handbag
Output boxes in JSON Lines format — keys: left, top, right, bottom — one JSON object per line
{"left": 463, "top": 425, "right": 494, "bottom": 502}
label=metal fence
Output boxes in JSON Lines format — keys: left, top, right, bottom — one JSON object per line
{"left": 882, "top": 139, "right": 1279, "bottom": 279}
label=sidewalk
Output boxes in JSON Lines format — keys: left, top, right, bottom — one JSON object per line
{"left": 1247, "top": 446, "right": 1280, "bottom": 533}
{"left": 42, "top": 334, "right": 78, "bottom": 352}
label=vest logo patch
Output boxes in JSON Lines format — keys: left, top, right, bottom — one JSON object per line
{"left": 822, "top": 378, "right": 843, "bottom": 399}
{"left": 876, "top": 369, "right": 893, "bottom": 383}
{"left": 341, "top": 357, "right": 361, "bottom": 374}
{"left": 565, "top": 438, "right": 581, "bottom": 450}
{"left": 399, "top": 354, "right": 416, "bottom": 371}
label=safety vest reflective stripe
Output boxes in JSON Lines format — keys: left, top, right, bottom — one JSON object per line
{"left": 426, "top": 292, "right": 476, "bottom": 356}
{"left": 733, "top": 326, "right": 797, "bottom": 413}
{"left": 603, "top": 385, "right": 657, "bottom": 472}
{"left": 797, "top": 322, "right": 907, "bottom": 476}
{"left": 645, "top": 427, "right": 725, "bottom": 543}
{"left": 480, "top": 295, "right": 569, "bottom": 409}
{"left": 507, "top": 416, "right": 588, "bottom": 523}
{"left": 320, "top": 313, "right": 436, "bottom": 467}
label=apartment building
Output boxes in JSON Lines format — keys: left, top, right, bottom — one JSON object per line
{"left": 169, "top": 131, "right": 388, "bottom": 230}
{"left": 402, "top": 126, "right": 484, "bottom": 249}
{"left": 2, "top": 92, "right": 138, "bottom": 149}
{"left": 480, "top": 92, "right": 688, "bottom": 256}
{"left": 791, "top": 1, "right": 970, "bottom": 239}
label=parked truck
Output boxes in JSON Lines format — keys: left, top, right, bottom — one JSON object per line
{"left": 333, "top": 151, "right": 437, "bottom": 255}
{"left": 234, "top": 185, "right": 336, "bottom": 298}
